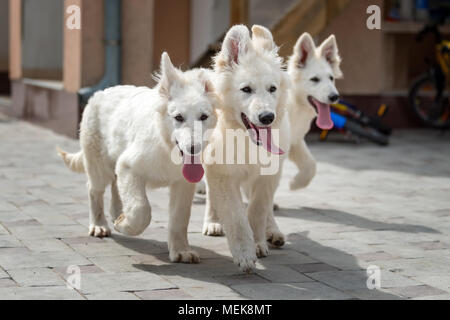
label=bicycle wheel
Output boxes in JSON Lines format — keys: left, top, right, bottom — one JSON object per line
{"left": 345, "top": 119, "right": 389, "bottom": 146}
{"left": 409, "top": 71, "right": 450, "bottom": 129}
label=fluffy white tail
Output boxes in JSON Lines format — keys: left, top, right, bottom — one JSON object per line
{"left": 57, "top": 147, "right": 85, "bottom": 173}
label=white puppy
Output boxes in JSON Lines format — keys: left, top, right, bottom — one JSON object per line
{"left": 287, "top": 32, "right": 343, "bottom": 191}
{"left": 201, "top": 32, "right": 343, "bottom": 250}
{"left": 58, "top": 52, "right": 219, "bottom": 263}
{"left": 264, "top": 33, "right": 343, "bottom": 247}
{"left": 203, "top": 25, "right": 290, "bottom": 273}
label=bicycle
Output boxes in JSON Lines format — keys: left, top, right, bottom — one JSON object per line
{"left": 409, "top": 10, "right": 450, "bottom": 129}
{"left": 320, "top": 100, "right": 391, "bottom": 146}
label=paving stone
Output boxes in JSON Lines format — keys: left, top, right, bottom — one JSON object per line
{"left": 289, "top": 263, "right": 340, "bottom": 273}
{"left": 214, "top": 274, "right": 270, "bottom": 286}
{"left": 0, "top": 247, "right": 91, "bottom": 270}
{"left": 77, "top": 272, "right": 176, "bottom": 294}
{"left": 348, "top": 288, "right": 404, "bottom": 300}
{"left": 388, "top": 285, "right": 448, "bottom": 299}
{"left": 21, "top": 238, "right": 71, "bottom": 252}
{"left": 410, "top": 275, "right": 450, "bottom": 293}
{"left": 231, "top": 282, "right": 352, "bottom": 300}
{"left": 89, "top": 256, "right": 142, "bottom": 273}
{"left": 0, "top": 235, "right": 23, "bottom": 248}
{"left": 0, "top": 278, "right": 17, "bottom": 287}
{"left": 0, "top": 211, "right": 31, "bottom": 225}
{"left": 85, "top": 291, "right": 140, "bottom": 300}
{"left": 8, "top": 268, "right": 66, "bottom": 286}
{"left": 53, "top": 264, "right": 104, "bottom": 277}
{"left": 412, "top": 294, "right": 450, "bottom": 300}
{"left": 306, "top": 270, "right": 421, "bottom": 291}
{"left": 257, "top": 265, "right": 313, "bottom": 283}
{"left": 0, "top": 286, "right": 84, "bottom": 300}
{"left": 356, "top": 251, "right": 399, "bottom": 262}
{"left": 409, "top": 241, "right": 450, "bottom": 251}
{"left": 135, "top": 289, "right": 193, "bottom": 300}
{"left": 0, "top": 268, "right": 9, "bottom": 279}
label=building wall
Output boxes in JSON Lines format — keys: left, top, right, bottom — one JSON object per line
{"left": 122, "top": 0, "right": 154, "bottom": 86}
{"left": 318, "top": 0, "right": 384, "bottom": 95}
{"left": 190, "top": 0, "right": 229, "bottom": 65}
{"left": 153, "top": 0, "right": 190, "bottom": 74}
{"left": 0, "top": 0, "right": 8, "bottom": 72}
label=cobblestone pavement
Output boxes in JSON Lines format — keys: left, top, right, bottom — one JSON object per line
{"left": 1, "top": 114, "right": 450, "bottom": 300}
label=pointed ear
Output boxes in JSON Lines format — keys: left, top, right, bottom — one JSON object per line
{"left": 320, "top": 35, "right": 343, "bottom": 78}
{"left": 159, "top": 52, "right": 180, "bottom": 98}
{"left": 216, "top": 25, "right": 251, "bottom": 70}
{"left": 293, "top": 33, "right": 315, "bottom": 68}
{"left": 197, "top": 70, "right": 215, "bottom": 94}
{"left": 251, "top": 25, "right": 275, "bottom": 51}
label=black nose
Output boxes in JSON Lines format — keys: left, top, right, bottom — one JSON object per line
{"left": 189, "top": 144, "right": 201, "bottom": 155}
{"left": 329, "top": 94, "right": 339, "bottom": 103}
{"left": 259, "top": 112, "right": 275, "bottom": 125}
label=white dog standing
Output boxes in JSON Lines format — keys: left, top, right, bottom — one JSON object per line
{"left": 58, "top": 52, "right": 219, "bottom": 263}
{"left": 203, "top": 25, "right": 291, "bottom": 273}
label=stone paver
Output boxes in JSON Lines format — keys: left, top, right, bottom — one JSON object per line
{"left": 0, "top": 115, "right": 450, "bottom": 299}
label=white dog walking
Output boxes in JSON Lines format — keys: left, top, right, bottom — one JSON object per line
{"left": 203, "top": 25, "right": 291, "bottom": 273}
{"left": 58, "top": 52, "right": 219, "bottom": 263}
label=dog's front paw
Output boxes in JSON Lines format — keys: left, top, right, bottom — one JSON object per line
{"left": 170, "top": 250, "right": 200, "bottom": 264}
{"left": 232, "top": 246, "right": 257, "bottom": 274}
{"left": 113, "top": 213, "right": 144, "bottom": 236}
{"left": 195, "top": 180, "right": 207, "bottom": 195}
{"left": 89, "top": 224, "right": 111, "bottom": 238}
{"left": 289, "top": 171, "right": 315, "bottom": 191}
{"left": 267, "top": 229, "right": 285, "bottom": 247}
{"left": 202, "top": 222, "right": 225, "bottom": 236}
{"left": 256, "top": 242, "right": 269, "bottom": 258}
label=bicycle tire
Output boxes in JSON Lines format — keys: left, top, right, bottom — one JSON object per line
{"left": 409, "top": 72, "right": 450, "bottom": 129}
{"left": 345, "top": 119, "right": 389, "bottom": 146}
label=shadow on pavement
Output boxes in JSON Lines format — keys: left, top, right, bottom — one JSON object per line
{"left": 274, "top": 206, "right": 440, "bottom": 234}
{"left": 111, "top": 231, "right": 403, "bottom": 300}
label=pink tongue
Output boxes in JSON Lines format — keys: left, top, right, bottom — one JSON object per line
{"left": 254, "top": 126, "right": 285, "bottom": 155}
{"left": 182, "top": 154, "right": 204, "bottom": 184}
{"left": 315, "top": 102, "right": 334, "bottom": 130}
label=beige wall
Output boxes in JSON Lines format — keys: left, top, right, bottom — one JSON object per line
{"left": 318, "top": 0, "right": 385, "bottom": 95}
{"left": 153, "top": 0, "right": 190, "bottom": 74}
{"left": 64, "top": 0, "right": 104, "bottom": 92}
{"left": 122, "top": 0, "right": 154, "bottom": 86}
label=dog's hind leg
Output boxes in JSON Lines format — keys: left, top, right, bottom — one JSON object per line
{"left": 266, "top": 209, "right": 285, "bottom": 247}
{"left": 86, "top": 170, "right": 111, "bottom": 238}
{"left": 202, "top": 179, "right": 224, "bottom": 236}
{"left": 113, "top": 158, "right": 151, "bottom": 236}
{"left": 109, "top": 176, "right": 123, "bottom": 222}
{"left": 168, "top": 180, "right": 199, "bottom": 263}
{"left": 289, "top": 140, "right": 317, "bottom": 190}
{"left": 83, "top": 149, "right": 112, "bottom": 238}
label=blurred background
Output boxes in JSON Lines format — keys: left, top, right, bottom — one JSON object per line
{"left": 0, "top": 0, "right": 449, "bottom": 138}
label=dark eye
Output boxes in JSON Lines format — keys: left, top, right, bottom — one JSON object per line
{"left": 330, "top": 76, "right": 334, "bottom": 81}
{"left": 199, "top": 114, "right": 209, "bottom": 121}
{"left": 174, "top": 115, "right": 184, "bottom": 122}
{"left": 310, "top": 77, "right": 320, "bottom": 83}
{"left": 269, "top": 86, "right": 277, "bottom": 93}
{"left": 241, "top": 86, "right": 253, "bottom": 94}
